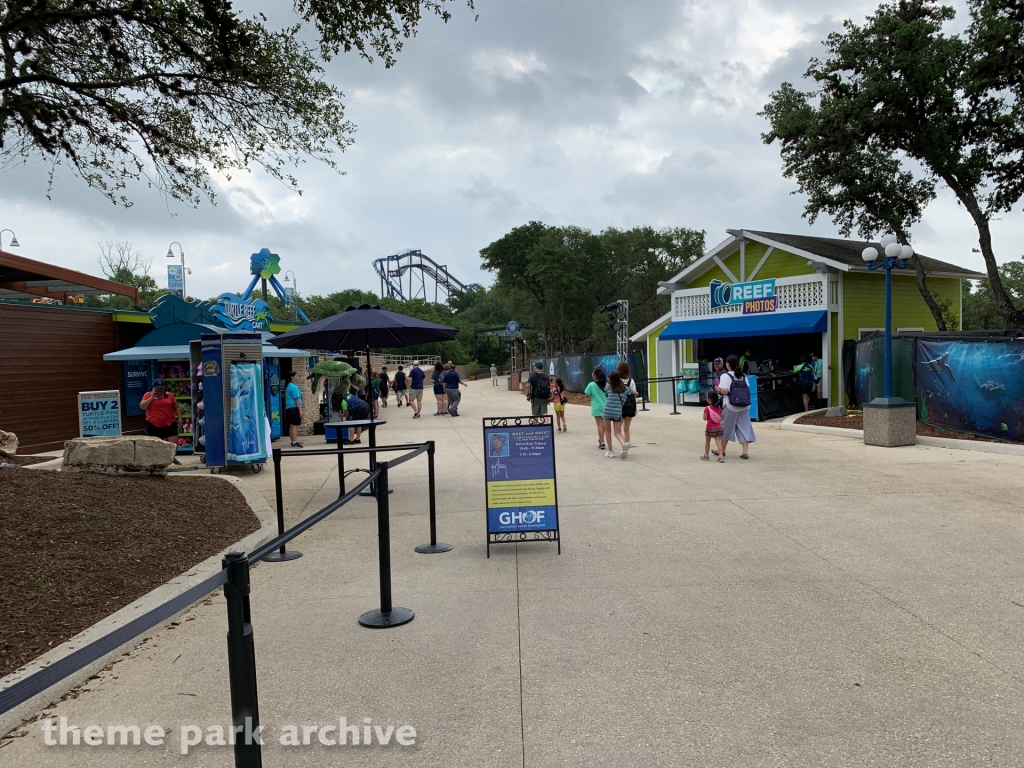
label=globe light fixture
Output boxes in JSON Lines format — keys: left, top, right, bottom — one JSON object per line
{"left": 864, "top": 234, "right": 913, "bottom": 406}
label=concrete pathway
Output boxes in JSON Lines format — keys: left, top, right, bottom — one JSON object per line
{"left": 3, "top": 383, "right": 1024, "bottom": 767}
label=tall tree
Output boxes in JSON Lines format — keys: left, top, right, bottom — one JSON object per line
{"left": 761, "top": 0, "right": 1024, "bottom": 328}
{"left": 92, "top": 239, "right": 165, "bottom": 309}
{"left": 0, "top": 0, "right": 470, "bottom": 206}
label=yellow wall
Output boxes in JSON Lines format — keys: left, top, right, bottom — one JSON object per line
{"left": 842, "top": 272, "right": 961, "bottom": 336}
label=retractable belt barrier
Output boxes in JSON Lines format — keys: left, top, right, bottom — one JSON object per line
{"left": 1, "top": 438, "right": 450, "bottom": 768}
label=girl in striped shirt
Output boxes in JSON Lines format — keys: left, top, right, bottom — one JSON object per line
{"left": 602, "top": 371, "right": 629, "bottom": 459}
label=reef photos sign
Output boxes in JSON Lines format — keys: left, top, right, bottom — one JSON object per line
{"left": 482, "top": 415, "right": 561, "bottom": 556}
{"left": 709, "top": 278, "right": 778, "bottom": 314}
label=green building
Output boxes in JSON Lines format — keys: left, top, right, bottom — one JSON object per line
{"left": 630, "top": 229, "right": 983, "bottom": 410}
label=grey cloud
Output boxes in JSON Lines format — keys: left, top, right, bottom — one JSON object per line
{"left": 1, "top": 0, "right": 996, "bottom": 301}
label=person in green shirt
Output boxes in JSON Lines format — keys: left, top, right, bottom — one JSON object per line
{"left": 794, "top": 354, "right": 816, "bottom": 411}
{"left": 490, "top": 363, "right": 499, "bottom": 386}
{"left": 811, "top": 351, "right": 823, "bottom": 406}
{"left": 739, "top": 348, "right": 753, "bottom": 373}
{"left": 584, "top": 367, "right": 609, "bottom": 450}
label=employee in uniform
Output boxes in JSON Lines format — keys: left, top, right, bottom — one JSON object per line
{"left": 811, "top": 351, "right": 824, "bottom": 407}
{"left": 739, "top": 348, "right": 754, "bottom": 373}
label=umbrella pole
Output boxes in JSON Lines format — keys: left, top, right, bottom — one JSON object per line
{"left": 364, "top": 334, "right": 392, "bottom": 498}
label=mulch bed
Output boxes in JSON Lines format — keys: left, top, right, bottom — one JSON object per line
{"left": 795, "top": 412, "right": 1008, "bottom": 443}
{"left": 0, "top": 471, "right": 259, "bottom": 679}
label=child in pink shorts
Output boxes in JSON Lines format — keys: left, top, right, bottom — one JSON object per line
{"left": 701, "top": 391, "right": 725, "bottom": 463}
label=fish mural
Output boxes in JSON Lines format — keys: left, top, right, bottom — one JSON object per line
{"left": 228, "top": 363, "right": 267, "bottom": 462}
{"left": 916, "top": 340, "right": 1024, "bottom": 442}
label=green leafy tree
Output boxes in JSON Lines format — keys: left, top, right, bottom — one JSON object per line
{"left": 479, "top": 222, "right": 704, "bottom": 354}
{"left": 1, "top": 0, "right": 471, "bottom": 206}
{"left": 761, "top": 0, "right": 1024, "bottom": 329}
{"left": 963, "top": 261, "right": 1024, "bottom": 329}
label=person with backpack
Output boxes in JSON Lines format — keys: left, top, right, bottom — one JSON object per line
{"left": 392, "top": 365, "right": 408, "bottom": 407}
{"left": 527, "top": 361, "right": 550, "bottom": 418}
{"left": 716, "top": 354, "right": 755, "bottom": 460}
{"left": 794, "top": 353, "right": 816, "bottom": 411}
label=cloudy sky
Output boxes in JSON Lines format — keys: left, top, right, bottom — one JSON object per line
{"left": 3, "top": 0, "right": 1019, "bottom": 301}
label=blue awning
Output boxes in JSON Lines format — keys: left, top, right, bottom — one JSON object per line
{"left": 659, "top": 310, "right": 827, "bottom": 340}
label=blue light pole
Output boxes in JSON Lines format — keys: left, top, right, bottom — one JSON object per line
{"left": 861, "top": 236, "right": 914, "bottom": 401}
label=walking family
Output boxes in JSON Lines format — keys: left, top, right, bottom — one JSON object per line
{"left": 583, "top": 361, "right": 639, "bottom": 459}
{"left": 702, "top": 354, "right": 755, "bottom": 462}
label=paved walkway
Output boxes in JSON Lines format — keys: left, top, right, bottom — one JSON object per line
{"left": 4, "top": 383, "right": 1024, "bottom": 766}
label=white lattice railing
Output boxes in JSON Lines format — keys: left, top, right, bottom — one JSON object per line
{"left": 672, "top": 275, "right": 826, "bottom": 321}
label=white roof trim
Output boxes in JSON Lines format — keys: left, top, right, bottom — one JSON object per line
{"left": 742, "top": 231, "right": 852, "bottom": 272}
{"left": 659, "top": 229, "right": 856, "bottom": 295}
{"left": 630, "top": 311, "right": 672, "bottom": 342}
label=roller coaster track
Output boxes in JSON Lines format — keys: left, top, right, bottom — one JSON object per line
{"left": 373, "top": 249, "right": 480, "bottom": 303}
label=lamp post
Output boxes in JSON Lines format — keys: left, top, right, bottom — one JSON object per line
{"left": 861, "top": 235, "right": 914, "bottom": 399}
{"left": 860, "top": 235, "right": 916, "bottom": 446}
{"left": 284, "top": 270, "right": 297, "bottom": 320}
{"left": 166, "top": 242, "right": 189, "bottom": 298}
{"left": 0, "top": 229, "right": 21, "bottom": 250}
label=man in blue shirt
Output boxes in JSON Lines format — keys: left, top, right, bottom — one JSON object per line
{"left": 442, "top": 365, "right": 468, "bottom": 416}
{"left": 284, "top": 370, "right": 303, "bottom": 448}
{"left": 408, "top": 361, "right": 426, "bottom": 418}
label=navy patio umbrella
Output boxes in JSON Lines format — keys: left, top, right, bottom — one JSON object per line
{"left": 269, "top": 303, "right": 458, "bottom": 352}
{"left": 268, "top": 303, "right": 459, "bottom": 399}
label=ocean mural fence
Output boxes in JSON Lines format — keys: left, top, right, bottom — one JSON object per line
{"left": 916, "top": 340, "right": 1024, "bottom": 442}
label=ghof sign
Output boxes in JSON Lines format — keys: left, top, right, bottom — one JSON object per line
{"left": 78, "top": 390, "right": 122, "bottom": 437}
{"left": 709, "top": 278, "right": 777, "bottom": 313}
{"left": 483, "top": 415, "right": 561, "bottom": 557}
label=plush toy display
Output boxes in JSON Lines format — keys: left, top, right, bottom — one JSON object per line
{"left": 308, "top": 360, "right": 365, "bottom": 395}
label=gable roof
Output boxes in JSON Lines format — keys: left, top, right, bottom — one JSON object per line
{"left": 661, "top": 230, "right": 985, "bottom": 292}
{"left": 747, "top": 231, "right": 986, "bottom": 279}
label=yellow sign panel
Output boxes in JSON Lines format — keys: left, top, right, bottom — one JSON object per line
{"left": 486, "top": 479, "right": 556, "bottom": 509}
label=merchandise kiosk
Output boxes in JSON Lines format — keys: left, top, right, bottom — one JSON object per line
{"left": 197, "top": 332, "right": 268, "bottom": 472}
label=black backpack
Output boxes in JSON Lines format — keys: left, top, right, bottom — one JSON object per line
{"left": 532, "top": 374, "right": 550, "bottom": 401}
{"left": 726, "top": 373, "right": 751, "bottom": 408}
{"left": 797, "top": 364, "right": 815, "bottom": 385}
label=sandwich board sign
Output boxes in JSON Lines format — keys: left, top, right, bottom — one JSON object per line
{"left": 482, "top": 414, "right": 560, "bottom": 556}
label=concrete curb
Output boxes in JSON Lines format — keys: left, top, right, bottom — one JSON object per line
{"left": 0, "top": 473, "right": 277, "bottom": 738}
{"left": 781, "top": 412, "right": 1024, "bottom": 457}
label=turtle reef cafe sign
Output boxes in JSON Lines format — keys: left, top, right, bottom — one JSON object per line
{"left": 709, "top": 278, "right": 777, "bottom": 314}
{"left": 211, "top": 293, "right": 272, "bottom": 332}
{"left": 482, "top": 415, "right": 561, "bottom": 557}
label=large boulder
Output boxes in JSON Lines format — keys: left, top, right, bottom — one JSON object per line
{"left": 0, "top": 429, "right": 17, "bottom": 455}
{"left": 62, "top": 437, "right": 176, "bottom": 476}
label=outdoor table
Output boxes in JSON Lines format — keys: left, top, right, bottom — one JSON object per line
{"left": 324, "top": 419, "right": 392, "bottom": 496}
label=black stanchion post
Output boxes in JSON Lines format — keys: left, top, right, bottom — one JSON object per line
{"left": 337, "top": 441, "right": 345, "bottom": 498}
{"left": 416, "top": 440, "right": 452, "bottom": 554}
{"left": 264, "top": 449, "right": 301, "bottom": 562}
{"left": 670, "top": 376, "right": 680, "bottom": 415}
{"left": 641, "top": 380, "right": 648, "bottom": 411}
{"left": 222, "top": 552, "right": 263, "bottom": 768}
{"left": 359, "top": 462, "right": 414, "bottom": 628}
